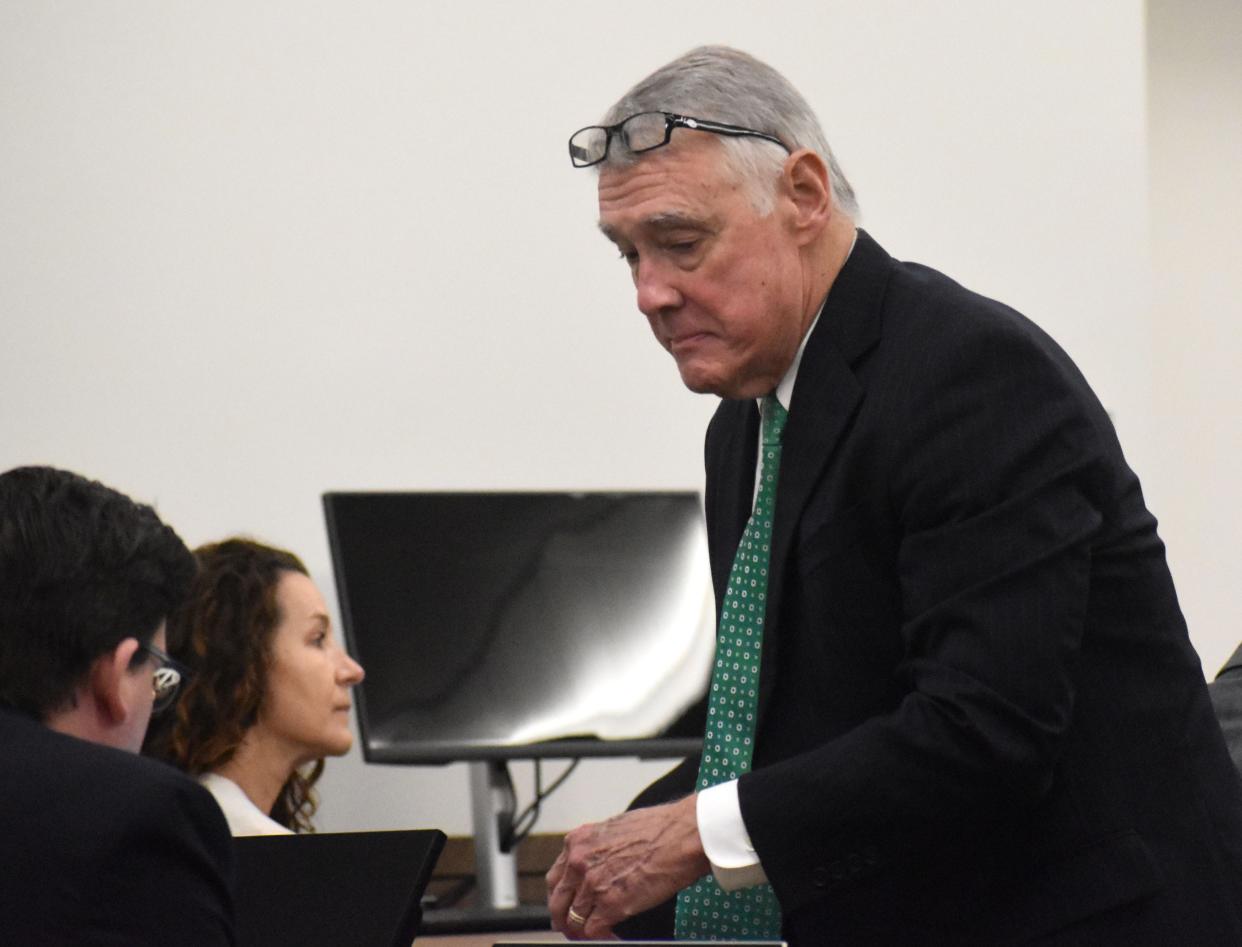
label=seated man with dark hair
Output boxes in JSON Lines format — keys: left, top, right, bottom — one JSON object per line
{"left": 0, "top": 465, "right": 236, "bottom": 945}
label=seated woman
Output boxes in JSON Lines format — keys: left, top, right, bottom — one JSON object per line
{"left": 145, "top": 538, "right": 365, "bottom": 834}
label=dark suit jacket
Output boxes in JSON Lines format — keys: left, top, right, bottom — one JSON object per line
{"left": 1210, "top": 644, "right": 1242, "bottom": 776}
{"left": 623, "top": 231, "right": 1242, "bottom": 945}
{"left": 0, "top": 707, "right": 236, "bottom": 945}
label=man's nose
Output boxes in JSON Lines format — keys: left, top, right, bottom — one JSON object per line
{"left": 635, "top": 259, "right": 683, "bottom": 317}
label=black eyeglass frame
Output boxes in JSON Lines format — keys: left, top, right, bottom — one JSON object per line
{"left": 137, "top": 640, "right": 191, "bottom": 713}
{"left": 568, "top": 111, "right": 791, "bottom": 168}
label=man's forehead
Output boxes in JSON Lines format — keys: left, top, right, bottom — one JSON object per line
{"left": 595, "top": 140, "right": 731, "bottom": 240}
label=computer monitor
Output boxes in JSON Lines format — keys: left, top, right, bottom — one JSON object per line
{"left": 322, "top": 491, "right": 714, "bottom": 765}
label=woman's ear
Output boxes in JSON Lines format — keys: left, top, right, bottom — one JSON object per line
{"left": 779, "top": 148, "right": 833, "bottom": 245}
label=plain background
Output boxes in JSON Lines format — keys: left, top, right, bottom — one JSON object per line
{"left": 1, "top": 1, "right": 1238, "bottom": 836}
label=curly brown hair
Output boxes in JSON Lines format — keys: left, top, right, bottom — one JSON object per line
{"left": 143, "top": 538, "right": 325, "bottom": 833}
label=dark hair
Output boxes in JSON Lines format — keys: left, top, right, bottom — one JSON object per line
{"left": 144, "top": 538, "right": 324, "bottom": 833}
{"left": 0, "top": 465, "right": 196, "bottom": 719}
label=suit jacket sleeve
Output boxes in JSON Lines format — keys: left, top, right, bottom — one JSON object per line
{"left": 83, "top": 772, "right": 237, "bottom": 945}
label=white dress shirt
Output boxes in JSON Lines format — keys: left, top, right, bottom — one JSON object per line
{"left": 199, "top": 772, "right": 294, "bottom": 837}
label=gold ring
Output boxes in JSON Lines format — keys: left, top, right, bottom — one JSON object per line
{"left": 567, "top": 906, "right": 588, "bottom": 926}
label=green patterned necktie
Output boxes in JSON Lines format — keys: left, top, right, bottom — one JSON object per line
{"left": 675, "top": 394, "right": 787, "bottom": 940}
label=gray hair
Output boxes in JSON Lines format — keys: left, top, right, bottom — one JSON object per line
{"left": 600, "top": 45, "right": 859, "bottom": 219}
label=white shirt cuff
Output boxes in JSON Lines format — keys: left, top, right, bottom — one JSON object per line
{"left": 696, "top": 780, "right": 769, "bottom": 891}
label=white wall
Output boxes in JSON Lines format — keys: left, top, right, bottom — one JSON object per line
{"left": 1147, "top": 0, "right": 1242, "bottom": 677}
{"left": 0, "top": 2, "right": 1158, "bottom": 835}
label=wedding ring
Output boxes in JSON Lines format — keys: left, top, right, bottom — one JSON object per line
{"left": 567, "top": 906, "right": 588, "bottom": 926}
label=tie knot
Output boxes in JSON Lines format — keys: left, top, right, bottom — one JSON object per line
{"left": 761, "top": 395, "right": 788, "bottom": 446}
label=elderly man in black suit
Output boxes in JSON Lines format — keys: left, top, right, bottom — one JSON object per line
{"left": 546, "top": 46, "right": 1242, "bottom": 945}
{"left": 0, "top": 465, "right": 235, "bottom": 945}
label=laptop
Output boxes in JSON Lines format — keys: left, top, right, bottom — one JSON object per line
{"left": 233, "top": 828, "right": 445, "bottom": 947}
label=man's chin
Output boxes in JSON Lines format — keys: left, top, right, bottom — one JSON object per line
{"left": 676, "top": 365, "right": 727, "bottom": 396}
{"left": 676, "top": 362, "right": 761, "bottom": 400}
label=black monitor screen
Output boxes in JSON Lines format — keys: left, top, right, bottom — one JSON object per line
{"left": 322, "top": 492, "right": 714, "bottom": 763}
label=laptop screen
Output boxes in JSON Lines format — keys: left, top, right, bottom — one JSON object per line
{"left": 233, "top": 828, "right": 444, "bottom": 947}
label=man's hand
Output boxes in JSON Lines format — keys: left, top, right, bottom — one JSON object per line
{"left": 546, "top": 794, "right": 710, "bottom": 940}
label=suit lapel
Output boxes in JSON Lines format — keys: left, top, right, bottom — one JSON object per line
{"left": 756, "top": 230, "right": 892, "bottom": 717}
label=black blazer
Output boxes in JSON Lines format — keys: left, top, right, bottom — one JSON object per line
{"left": 625, "top": 232, "right": 1242, "bottom": 945}
{"left": 0, "top": 708, "right": 236, "bottom": 945}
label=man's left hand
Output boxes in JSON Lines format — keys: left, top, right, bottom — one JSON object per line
{"left": 546, "top": 793, "right": 710, "bottom": 939}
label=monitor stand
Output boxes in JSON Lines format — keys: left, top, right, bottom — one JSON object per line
{"left": 470, "top": 758, "right": 520, "bottom": 910}
{"left": 420, "top": 760, "right": 552, "bottom": 934}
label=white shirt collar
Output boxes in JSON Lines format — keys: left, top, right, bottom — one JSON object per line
{"left": 199, "top": 771, "right": 294, "bottom": 837}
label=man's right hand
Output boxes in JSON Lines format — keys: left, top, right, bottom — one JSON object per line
{"left": 546, "top": 794, "right": 710, "bottom": 939}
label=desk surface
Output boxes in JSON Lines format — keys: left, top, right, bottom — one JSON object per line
{"left": 420, "top": 932, "right": 567, "bottom": 947}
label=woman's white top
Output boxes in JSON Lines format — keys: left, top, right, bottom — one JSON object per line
{"left": 199, "top": 772, "right": 294, "bottom": 836}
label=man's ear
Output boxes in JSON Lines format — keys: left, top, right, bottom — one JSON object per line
{"left": 778, "top": 148, "right": 833, "bottom": 245}
{"left": 87, "top": 637, "right": 143, "bottom": 726}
